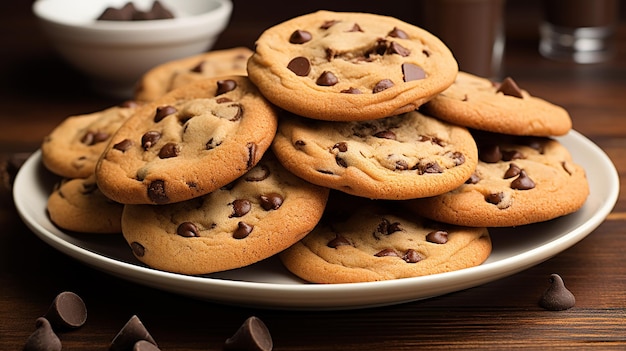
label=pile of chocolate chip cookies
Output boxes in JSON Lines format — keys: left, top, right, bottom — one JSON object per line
{"left": 41, "top": 10, "right": 588, "bottom": 284}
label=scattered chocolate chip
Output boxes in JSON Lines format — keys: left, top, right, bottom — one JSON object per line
{"left": 316, "top": 71, "right": 338, "bottom": 86}
{"left": 320, "top": 20, "right": 339, "bottom": 29}
{"left": 402, "top": 63, "right": 426, "bottom": 82}
{"left": 287, "top": 56, "right": 311, "bottom": 76}
{"left": 485, "top": 192, "right": 504, "bottom": 205}
{"left": 23, "top": 317, "right": 62, "bottom": 351}
{"left": 374, "top": 130, "right": 396, "bottom": 140}
{"left": 224, "top": 316, "right": 273, "bottom": 351}
{"left": 130, "top": 242, "right": 145, "bottom": 257}
{"left": 510, "top": 170, "right": 535, "bottom": 190}
{"left": 141, "top": 131, "right": 161, "bottom": 150}
{"left": 113, "top": 139, "right": 134, "bottom": 152}
{"left": 147, "top": 180, "right": 169, "bottom": 204}
{"left": 259, "top": 193, "right": 283, "bottom": 211}
{"left": 479, "top": 144, "right": 502, "bottom": 163}
{"left": 81, "top": 131, "right": 109, "bottom": 146}
{"left": 230, "top": 199, "right": 252, "bottom": 217}
{"left": 289, "top": 30, "right": 312, "bottom": 44}
{"left": 403, "top": 249, "right": 422, "bottom": 263}
{"left": 158, "top": 143, "right": 179, "bottom": 159}
{"left": 373, "top": 79, "right": 394, "bottom": 93}
{"left": 426, "top": 230, "right": 448, "bottom": 244}
{"left": 340, "top": 87, "right": 362, "bottom": 94}
{"left": 375, "top": 248, "right": 399, "bottom": 257}
{"left": 327, "top": 235, "right": 352, "bottom": 248}
{"left": 110, "top": 315, "right": 158, "bottom": 351}
{"left": 503, "top": 163, "right": 522, "bottom": 179}
{"left": 233, "top": 222, "right": 253, "bottom": 239}
{"left": 497, "top": 77, "right": 524, "bottom": 98}
{"left": 388, "top": 27, "right": 409, "bottom": 39}
{"left": 44, "top": 291, "right": 87, "bottom": 331}
{"left": 539, "top": 274, "right": 576, "bottom": 311}
{"left": 177, "top": 222, "right": 199, "bottom": 237}
{"left": 216, "top": 79, "right": 238, "bottom": 95}
{"left": 133, "top": 340, "right": 161, "bottom": 351}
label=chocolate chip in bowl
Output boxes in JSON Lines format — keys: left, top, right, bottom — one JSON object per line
{"left": 32, "top": 0, "right": 233, "bottom": 99}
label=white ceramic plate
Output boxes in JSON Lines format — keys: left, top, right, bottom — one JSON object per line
{"left": 13, "top": 130, "right": 618, "bottom": 310}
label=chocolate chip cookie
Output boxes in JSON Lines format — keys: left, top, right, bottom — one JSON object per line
{"left": 134, "top": 47, "right": 253, "bottom": 102}
{"left": 96, "top": 76, "right": 278, "bottom": 205}
{"left": 405, "top": 132, "right": 589, "bottom": 227}
{"left": 41, "top": 101, "right": 140, "bottom": 179}
{"left": 247, "top": 10, "right": 458, "bottom": 121}
{"left": 271, "top": 109, "right": 478, "bottom": 200}
{"left": 121, "top": 152, "right": 329, "bottom": 275}
{"left": 279, "top": 194, "right": 491, "bottom": 283}
{"left": 47, "top": 175, "right": 123, "bottom": 233}
{"left": 421, "top": 71, "right": 572, "bottom": 136}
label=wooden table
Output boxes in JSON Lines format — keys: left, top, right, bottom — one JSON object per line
{"left": 2, "top": 2, "right": 626, "bottom": 350}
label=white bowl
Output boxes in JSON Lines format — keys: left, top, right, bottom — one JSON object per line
{"left": 33, "top": 0, "right": 233, "bottom": 98}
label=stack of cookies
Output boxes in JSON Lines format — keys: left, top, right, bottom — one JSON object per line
{"left": 40, "top": 10, "right": 588, "bottom": 284}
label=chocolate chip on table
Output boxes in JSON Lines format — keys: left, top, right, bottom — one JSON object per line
{"left": 177, "top": 222, "right": 199, "bottom": 237}
{"left": 224, "top": 316, "right": 273, "bottom": 351}
{"left": 133, "top": 340, "right": 161, "bottom": 351}
{"left": 259, "top": 193, "right": 283, "bottom": 211}
{"left": 110, "top": 315, "right": 158, "bottom": 351}
{"left": 402, "top": 63, "right": 426, "bottom": 82}
{"left": 23, "top": 317, "right": 62, "bottom": 351}
{"left": 510, "top": 170, "right": 536, "bottom": 190}
{"left": 154, "top": 105, "right": 177, "bottom": 122}
{"left": 44, "top": 291, "right": 87, "bottom": 331}
{"left": 287, "top": 56, "right": 311, "bottom": 76}
{"left": 316, "top": 71, "right": 338, "bottom": 86}
{"left": 373, "top": 79, "right": 394, "bottom": 93}
{"left": 233, "top": 222, "right": 254, "bottom": 239}
{"left": 496, "top": 77, "right": 524, "bottom": 98}
{"left": 426, "top": 230, "right": 448, "bottom": 244}
{"left": 289, "top": 30, "right": 312, "bottom": 44}
{"left": 539, "top": 274, "right": 576, "bottom": 311}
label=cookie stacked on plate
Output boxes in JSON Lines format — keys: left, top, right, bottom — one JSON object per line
{"left": 39, "top": 10, "right": 589, "bottom": 284}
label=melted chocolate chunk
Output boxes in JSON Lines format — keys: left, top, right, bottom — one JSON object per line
{"left": 233, "top": 222, "right": 253, "bottom": 239}
{"left": 316, "top": 71, "right": 338, "bottom": 86}
{"left": 224, "top": 316, "right": 273, "bottom": 351}
{"left": 402, "top": 63, "right": 426, "bottom": 82}
{"left": 373, "top": 79, "right": 394, "bottom": 93}
{"left": 510, "top": 170, "right": 535, "bottom": 190}
{"left": 289, "top": 30, "right": 312, "bottom": 44}
{"left": 154, "top": 105, "right": 177, "bottom": 122}
{"left": 259, "top": 193, "right": 283, "bottom": 210}
{"left": 230, "top": 199, "right": 252, "bottom": 217}
{"left": 388, "top": 42, "right": 410, "bottom": 56}
{"left": 485, "top": 192, "right": 504, "bottom": 205}
{"left": 177, "top": 222, "right": 199, "bottom": 237}
{"left": 23, "top": 318, "right": 62, "bottom": 351}
{"left": 216, "top": 79, "right": 237, "bottom": 95}
{"left": 110, "top": 315, "right": 158, "bottom": 351}
{"left": 147, "top": 180, "right": 169, "bottom": 204}
{"left": 327, "top": 235, "right": 352, "bottom": 248}
{"left": 158, "top": 143, "right": 179, "bottom": 159}
{"left": 388, "top": 27, "right": 409, "bottom": 39}
{"left": 375, "top": 248, "right": 399, "bottom": 257}
{"left": 113, "top": 139, "right": 133, "bottom": 152}
{"left": 497, "top": 77, "right": 524, "bottom": 98}
{"left": 417, "top": 161, "right": 443, "bottom": 174}
{"left": 141, "top": 131, "right": 161, "bottom": 150}
{"left": 403, "top": 249, "right": 422, "bottom": 263}
{"left": 287, "top": 56, "right": 311, "bottom": 76}
{"left": 376, "top": 218, "right": 402, "bottom": 236}
{"left": 130, "top": 242, "right": 145, "bottom": 257}
{"left": 426, "top": 230, "right": 448, "bottom": 244}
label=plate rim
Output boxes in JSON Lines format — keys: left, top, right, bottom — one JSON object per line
{"left": 12, "top": 130, "right": 619, "bottom": 310}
